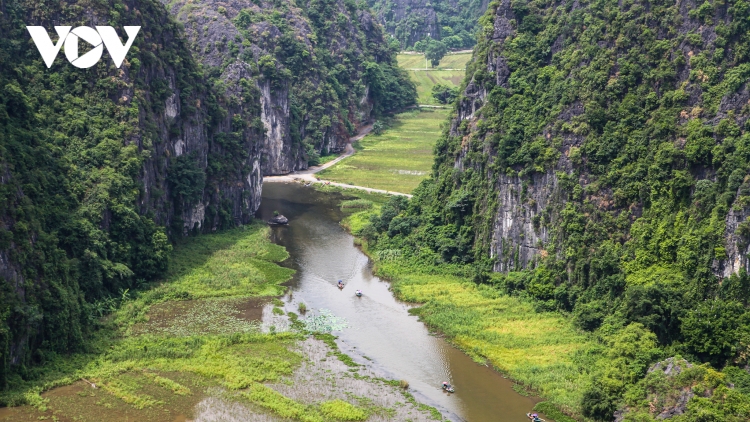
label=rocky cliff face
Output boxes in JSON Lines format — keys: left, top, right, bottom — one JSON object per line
{"left": 164, "top": 0, "right": 412, "bottom": 175}
{"left": 378, "top": 0, "right": 440, "bottom": 47}
{"left": 367, "top": 0, "right": 487, "bottom": 49}
{"left": 719, "top": 184, "right": 750, "bottom": 278}
{"left": 0, "top": 0, "right": 414, "bottom": 380}
{"left": 0, "top": 0, "right": 263, "bottom": 379}
{"left": 445, "top": 0, "right": 750, "bottom": 281}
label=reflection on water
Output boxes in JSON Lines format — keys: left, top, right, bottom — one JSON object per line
{"left": 258, "top": 183, "right": 542, "bottom": 422}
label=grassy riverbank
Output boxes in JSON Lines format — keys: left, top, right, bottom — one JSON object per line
{"left": 374, "top": 261, "right": 594, "bottom": 417}
{"left": 317, "top": 109, "right": 446, "bottom": 194}
{"left": 0, "top": 223, "right": 438, "bottom": 421}
{"left": 331, "top": 192, "right": 589, "bottom": 419}
{"left": 333, "top": 190, "right": 750, "bottom": 422}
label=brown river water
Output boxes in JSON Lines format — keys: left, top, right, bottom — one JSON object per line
{"left": 257, "top": 182, "right": 545, "bottom": 422}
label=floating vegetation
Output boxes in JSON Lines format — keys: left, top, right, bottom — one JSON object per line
{"left": 302, "top": 309, "right": 348, "bottom": 333}
{"left": 130, "top": 299, "right": 262, "bottom": 337}
{"left": 319, "top": 399, "right": 368, "bottom": 420}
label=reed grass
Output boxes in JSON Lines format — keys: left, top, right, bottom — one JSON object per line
{"left": 375, "top": 259, "right": 600, "bottom": 414}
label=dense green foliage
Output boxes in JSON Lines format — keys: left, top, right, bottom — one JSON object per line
{"left": 360, "top": 0, "right": 750, "bottom": 419}
{"left": 424, "top": 39, "right": 448, "bottom": 67}
{"left": 183, "top": 0, "right": 417, "bottom": 159}
{"left": 431, "top": 83, "right": 459, "bottom": 104}
{"left": 0, "top": 0, "right": 415, "bottom": 391}
{"left": 0, "top": 0, "right": 210, "bottom": 388}
{"left": 367, "top": 0, "right": 486, "bottom": 49}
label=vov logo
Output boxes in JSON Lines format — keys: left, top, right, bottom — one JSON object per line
{"left": 27, "top": 26, "right": 141, "bottom": 69}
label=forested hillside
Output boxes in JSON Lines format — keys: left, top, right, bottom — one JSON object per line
{"left": 0, "top": 0, "right": 413, "bottom": 388}
{"left": 363, "top": 0, "right": 750, "bottom": 419}
{"left": 165, "top": 0, "right": 415, "bottom": 174}
{"left": 366, "top": 0, "right": 488, "bottom": 49}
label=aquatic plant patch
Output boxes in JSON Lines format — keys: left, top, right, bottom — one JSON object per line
{"left": 129, "top": 298, "right": 264, "bottom": 337}
{"left": 302, "top": 309, "right": 349, "bottom": 333}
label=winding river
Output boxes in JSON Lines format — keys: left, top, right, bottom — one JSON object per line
{"left": 257, "top": 182, "right": 544, "bottom": 422}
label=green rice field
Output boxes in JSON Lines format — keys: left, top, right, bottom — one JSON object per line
{"left": 407, "top": 69, "right": 465, "bottom": 104}
{"left": 397, "top": 52, "right": 471, "bottom": 105}
{"left": 397, "top": 51, "right": 473, "bottom": 69}
{"left": 317, "top": 109, "right": 448, "bottom": 194}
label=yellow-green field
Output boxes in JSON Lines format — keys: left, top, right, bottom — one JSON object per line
{"left": 382, "top": 264, "right": 596, "bottom": 417}
{"left": 397, "top": 52, "right": 471, "bottom": 105}
{"left": 397, "top": 52, "right": 473, "bottom": 69}
{"left": 407, "top": 70, "right": 465, "bottom": 104}
{"left": 317, "top": 109, "right": 448, "bottom": 194}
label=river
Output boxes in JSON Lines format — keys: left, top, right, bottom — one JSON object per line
{"left": 257, "top": 182, "right": 544, "bottom": 422}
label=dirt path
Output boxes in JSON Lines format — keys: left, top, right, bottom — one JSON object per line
{"left": 263, "top": 125, "right": 413, "bottom": 198}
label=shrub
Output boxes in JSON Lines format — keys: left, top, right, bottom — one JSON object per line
{"left": 319, "top": 399, "right": 367, "bottom": 421}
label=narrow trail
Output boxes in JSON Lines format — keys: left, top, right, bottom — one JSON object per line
{"left": 263, "top": 125, "right": 413, "bottom": 198}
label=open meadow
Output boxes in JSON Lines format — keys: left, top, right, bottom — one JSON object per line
{"left": 317, "top": 109, "right": 448, "bottom": 194}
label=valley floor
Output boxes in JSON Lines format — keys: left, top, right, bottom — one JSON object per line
{"left": 0, "top": 224, "right": 438, "bottom": 422}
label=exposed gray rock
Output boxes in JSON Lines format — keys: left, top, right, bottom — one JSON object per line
{"left": 268, "top": 215, "right": 289, "bottom": 225}
{"left": 648, "top": 357, "right": 693, "bottom": 376}
{"left": 164, "top": 0, "right": 383, "bottom": 176}
{"left": 452, "top": 0, "right": 750, "bottom": 278}
{"left": 718, "top": 186, "right": 750, "bottom": 278}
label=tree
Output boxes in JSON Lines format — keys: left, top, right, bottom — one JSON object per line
{"left": 424, "top": 39, "right": 447, "bottom": 67}
{"left": 582, "top": 323, "right": 661, "bottom": 421}
{"left": 372, "top": 120, "right": 385, "bottom": 135}
{"left": 681, "top": 300, "right": 748, "bottom": 366}
{"left": 431, "top": 84, "right": 458, "bottom": 104}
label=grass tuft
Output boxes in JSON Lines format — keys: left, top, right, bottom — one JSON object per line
{"left": 319, "top": 399, "right": 368, "bottom": 420}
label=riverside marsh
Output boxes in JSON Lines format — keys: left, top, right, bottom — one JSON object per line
{"left": 318, "top": 109, "right": 447, "bottom": 194}
{"left": 0, "top": 223, "right": 437, "bottom": 422}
